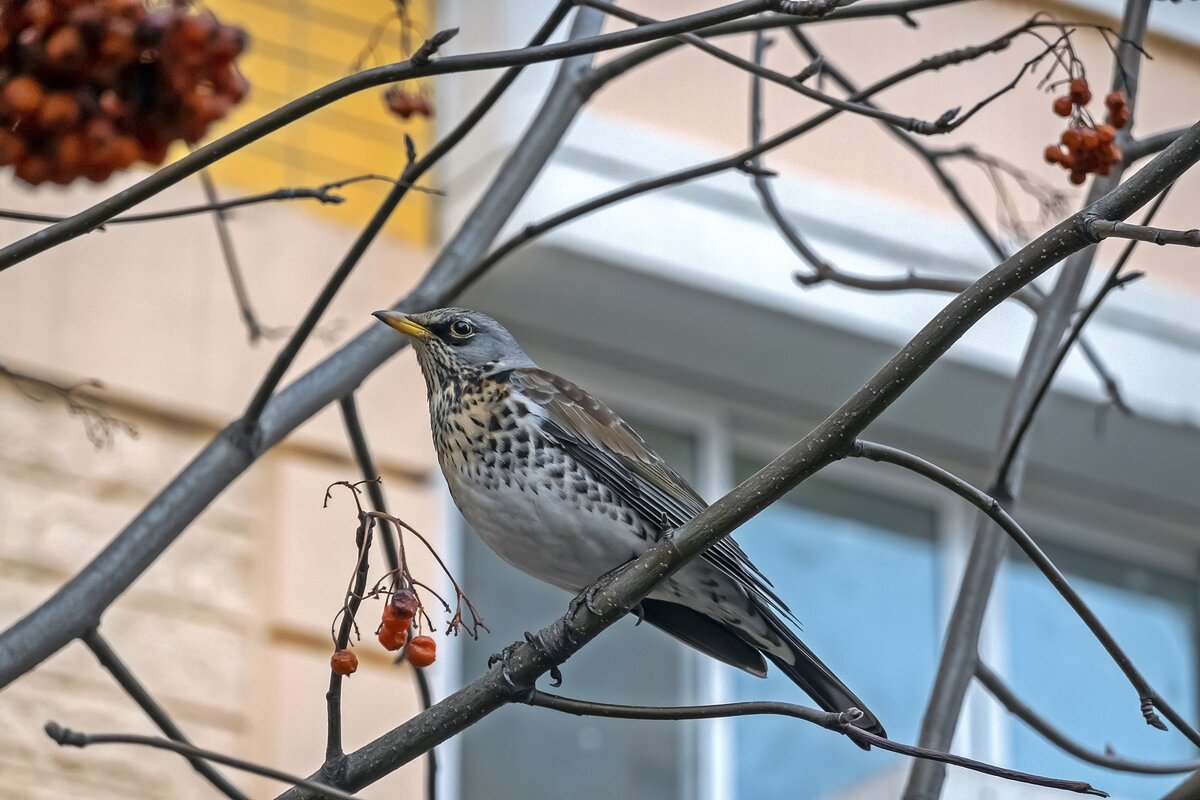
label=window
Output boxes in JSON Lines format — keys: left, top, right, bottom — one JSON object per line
{"left": 726, "top": 461, "right": 942, "bottom": 800}
{"left": 998, "top": 541, "right": 1200, "bottom": 799}
{"left": 448, "top": 390, "right": 1199, "bottom": 800}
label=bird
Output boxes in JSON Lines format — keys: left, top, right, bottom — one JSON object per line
{"left": 373, "top": 306, "right": 885, "bottom": 740}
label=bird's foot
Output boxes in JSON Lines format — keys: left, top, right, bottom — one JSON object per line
{"left": 568, "top": 559, "right": 636, "bottom": 618}
{"left": 488, "top": 631, "right": 564, "bottom": 689}
{"left": 487, "top": 642, "right": 522, "bottom": 689}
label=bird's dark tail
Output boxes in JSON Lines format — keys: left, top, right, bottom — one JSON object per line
{"left": 763, "top": 628, "right": 886, "bottom": 749}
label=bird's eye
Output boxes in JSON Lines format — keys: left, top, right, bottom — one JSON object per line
{"left": 449, "top": 319, "right": 475, "bottom": 339}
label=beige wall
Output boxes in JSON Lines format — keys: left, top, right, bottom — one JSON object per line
{"left": 0, "top": 173, "right": 443, "bottom": 798}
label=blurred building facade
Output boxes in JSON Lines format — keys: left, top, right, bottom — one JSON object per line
{"left": 1, "top": 1, "right": 1199, "bottom": 799}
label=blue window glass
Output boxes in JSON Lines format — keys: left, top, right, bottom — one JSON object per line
{"left": 1000, "top": 542, "right": 1199, "bottom": 799}
{"left": 729, "top": 462, "right": 941, "bottom": 799}
{"left": 457, "top": 420, "right": 698, "bottom": 800}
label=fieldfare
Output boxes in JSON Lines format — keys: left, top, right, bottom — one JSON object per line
{"left": 374, "top": 307, "right": 885, "bottom": 738}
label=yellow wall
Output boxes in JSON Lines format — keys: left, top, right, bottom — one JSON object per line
{"left": 203, "top": 0, "right": 436, "bottom": 245}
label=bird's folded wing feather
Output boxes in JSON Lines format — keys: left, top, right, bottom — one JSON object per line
{"left": 511, "top": 368, "right": 796, "bottom": 623}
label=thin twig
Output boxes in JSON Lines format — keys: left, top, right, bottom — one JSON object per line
{"left": 338, "top": 393, "right": 435, "bottom": 800}
{"left": 1088, "top": 219, "right": 1199, "bottom": 247}
{"left": 747, "top": 31, "right": 832, "bottom": 272}
{"left": 525, "top": 690, "right": 1107, "bottom": 796}
{"left": 997, "top": 187, "right": 1175, "bottom": 480}
{"left": 580, "top": 0, "right": 958, "bottom": 134}
{"left": 82, "top": 629, "right": 249, "bottom": 800}
{"left": 45, "top": 723, "right": 359, "bottom": 800}
{"left": 850, "top": 439, "right": 1200, "bottom": 747}
{"left": 975, "top": 661, "right": 1200, "bottom": 775}
{"left": 0, "top": 362, "right": 137, "bottom": 448}
{"left": 197, "top": 170, "right": 274, "bottom": 344}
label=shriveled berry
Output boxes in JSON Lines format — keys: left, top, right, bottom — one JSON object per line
{"left": 407, "top": 635, "right": 437, "bottom": 668}
{"left": 390, "top": 588, "right": 421, "bottom": 620}
{"left": 378, "top": 625, "right": 408, "bottom": 652}
{"left": 1069, "top": 171, "right": 1087, "bottom": 186}
{"left": 1105, "top": 91, "right": 1126, "bottom": 110}
{"left": 1061, "top": 128, "right": 1082, "bottom": 149}
{"left": 1043, "top": 144, "right": 1063, "bottom": 165}
{"left": 1096, "top": 124, "right": 1116, "bottom": 145}
{"left": 330, "top": 649, "right": 359, "bottom": 675}
{"left": 1052, "top": 95, "right": 1073, "bottom": 117}
{"left": 1108, "top": 106, "right": 1130, "bottom": 130}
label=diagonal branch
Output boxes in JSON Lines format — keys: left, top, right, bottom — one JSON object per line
{"left": 975, "top": 661, "right": 1200, "bottom": 776}
{"left": 525, "top": 690, "right": 1106, "bottom": 795}
{"left": 848, "top": 439, "right": 1198, "bottom": 744}
{"left": 82, "top": 629, "right": 249, "bottom": 800}
{"left": 271, "top": 116, "right": 1200, "bottom": 800}
{"left": 0, "top": 0, "right": 777, "bottom": 273}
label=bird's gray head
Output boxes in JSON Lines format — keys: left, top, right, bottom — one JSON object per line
{"left": 373, "top": 307, "right": 535, "bottom": 390}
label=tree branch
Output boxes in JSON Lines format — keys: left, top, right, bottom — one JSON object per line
{"left": 81, "top": 629, "right": 249, "bottom": 800}
{"left": 0, "top": 0, "right": 777, "bottom": 273}
{"left": 903, "top": 2, "right": 1158, "bottom": 794}
{"left": 44, "top": 723, "right": 358, "bottom": 800}
{"left": 270, "top": 116, "right": 1200, "bottom": 800}
{"left": 1124, "top": 127, "right": 1189, "bottom": 163}
{"left": 849, "top": 439, "right": 1198, "bottom": 744}
{"left": 1087, "top": 219, "right": 1199, "bottom": 247}
{"left": 975, "top": 660, "right": 1200, "bottom": 776}
{"left": 524, "top": 690, "right": 1106, "bottom": 795}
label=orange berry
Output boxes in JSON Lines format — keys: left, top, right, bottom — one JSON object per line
{"left": 1096, "top": 124, "right": 1116, "bottom": 145}
{"left": 3, "top": 76, "right": 44, "bottom": 116}
{"left": 406, "top": 635, "right": 437, "bottom": 668}
{"left": 1043, "top": 145, "right": 1063, "bottom": 165}
{"left": 378, "top": 625, "right": 408, "bottom": 652}
{"left": 1061, "top": 128, "right": 1082, "bottom": 149}
{"left": 1052, "top": 96, "right": 1073, "bottom": 117}
{"left": 1080, "top": 128, "right": 1099, "bottom": 150}
{"left": 1068, "top": 78, "right": 1091, "bottom": 105}
{"left": 382, "top": 603, "right": 413, "bottom": 631}
{"left": 15, "top": 154, "right": 51, "bottom": 186}
{"left": 37, "top": 92, "right": 80, "bottom": 131}
{"left": 1108, "top": 106, "right": 1130, "bottom": 130}
{"left": 45, "top": 25, "right": 86, "bottom": 71}
{"left": 1105, "top": 91, "right": 1126, "bottom": 110}
{"left": 1069, "top": 171, "right": 1087, "bottom": 186}
{"left": 330, "top": 649, "right": 359, "bottom": 676}
{"left": 0, "top": 130, "right": 28, "bottom": 167}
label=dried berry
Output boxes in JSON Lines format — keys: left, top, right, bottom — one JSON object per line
{"left": 330, "top": 649, "right": 359, "bottom": 676}
{"left": 1052, "top": 95, "right": 1073, "bottom": 117}
{"left": 1105, "top": 91, "right": 1126, "bottom": 111}
{"left": 1043, "top": 144, "right": 1063, "bottom": 165}
{"left": 390, "top": 587, "right": 421, "bottom": 620}
{"left": 406, "top": 635, "right": 437, "bottom": 668}
{"left": 1068, "top": 77, "right": 1091, "bottom": 105}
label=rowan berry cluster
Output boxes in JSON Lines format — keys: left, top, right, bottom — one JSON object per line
{"left": 1044, "top": 77, "right": 1129, "bottom": 185}
{"left": 0, "top": 0, "right": 248, "bottom": 186}
{"left": 378, "top": 586, "right": 437, "bottom": 667}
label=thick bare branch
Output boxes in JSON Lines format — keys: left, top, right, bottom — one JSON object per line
{"left": 272, "top": 117, "right": 1200, "bottom": 800}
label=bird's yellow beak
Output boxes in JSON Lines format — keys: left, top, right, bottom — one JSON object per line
{"left": 372, "top": 310, "right": 432, "bottom": 339}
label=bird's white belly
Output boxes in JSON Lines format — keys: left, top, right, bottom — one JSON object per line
{"left": 445, "top": 467, "right": 646, "bottom": 592}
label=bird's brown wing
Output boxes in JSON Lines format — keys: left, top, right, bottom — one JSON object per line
{"left": 509, "top": 368, "right": 794, "bottom": 621}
